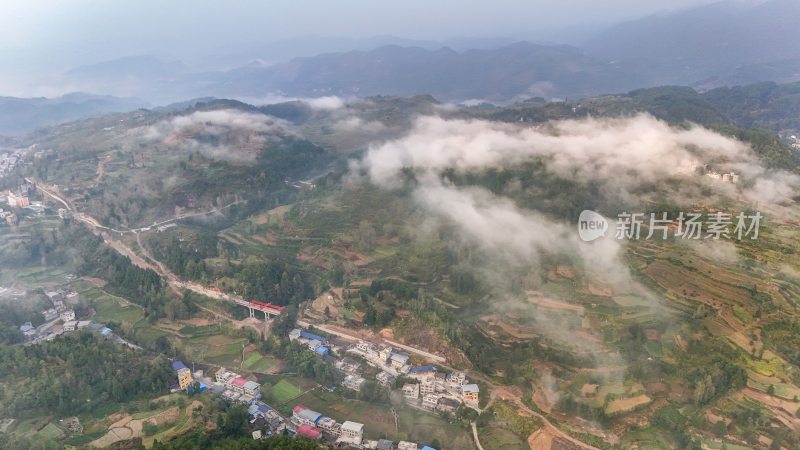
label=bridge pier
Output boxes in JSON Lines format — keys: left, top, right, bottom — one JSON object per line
{"left": 249, "top": 307, "right": 255, "bottom": 318}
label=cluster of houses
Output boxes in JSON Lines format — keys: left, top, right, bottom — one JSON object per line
{"left": 289, "top": 328, "right": 408, "bottom": 394}
{"left": 214, "top": 368, "right": 263, "bottom": 403}
{"left": 402, "top": 365, "right": 480, "bottom": 413}
{"left": 0, "top": 150, "right": 22, "bottom": 178}
{"left": 18, "top": 290, "right": 80, "bottom": 341}
{"left": 351, "top": 340, "right": 411, "bottom": 376}
{"left": 290, "top": 404, "right": 436, "bottom": 450}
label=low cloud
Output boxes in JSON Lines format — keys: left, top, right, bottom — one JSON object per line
{"left": 143, "top": 109, "right": 291, "bottom": 162}
{"left": 305, "top": 96, "right": 346, "bottom": 111}
{"left": 352, "top": 113, "right": 795, "bottom": 370}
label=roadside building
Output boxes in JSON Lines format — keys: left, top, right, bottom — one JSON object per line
{"left": 409, "top": 365, "right": 437, "bottom": 380}
{"left": 462, "top": 384, "right": 480, "bottom": 403}
{"left": 390, "top": 352, "right": 410, "bottom": 369}
{"left": 339, "top": 421, "right": 365, "bottom": 446}
{"left": 63, "top": 320, "right": 77, "bottom": 331}
{"left": 230, "top": 377, "right": 248, "bottom": 394}
{"left": 317, "top": 416, "right": 341, "bottom": 436}
{"left": 420, "top": 379, "right": 436, "bottom": 395}
{"left": 377, "top": 438, "right": 394, "bottom": 450}
{"left": 378, "top": 345, "right": 394, "bottom": 363}
{"left": 398, "top": 442, "right": 419, "bottom": 450}
{"left": 59, "top": 310, "right": 76, "bottom": 322}
{"left": 243, "top": 380, "right": 261, "bottom": 397}
{"left": 76, "top": 320, "right": 91, "bottom": 329}
{"left": 292, "top": 405, "right": 322, "bottom": 426}
{"left": 446, "top": 371, "right": 466, "bottom": 387}
{"left": 215, "top": 368, "right": 236, "bottom": 384}
{"left": 402, "top": 383, "right": 420, "bottom": 401}
{"left": 422, "top": 394, "right": 440, "bottom": 410}
{"left": 172, "top": 361, "right": 193, "bottom": 390}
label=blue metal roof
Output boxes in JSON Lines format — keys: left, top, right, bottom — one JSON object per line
{"left": 172, "top": 361, "right": 187, "bottom": 371}
{"left": 315, "top": 346, "right": 329, "bottom": 354}
{"left": 410, "top": 365, "right": 437, "bottom": 374}
{"left": 300, "top": 330, "right": 325, "bottom": 342}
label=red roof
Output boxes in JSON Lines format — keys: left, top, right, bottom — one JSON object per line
{"left": 249, "top": 300, "right": 285, "bottom": 312}
{"left": 293, "top": 404, "right": 307, "bottom": 414}
{"left": 296, "top": 424, "right": 321, "bottom": 439}
{"left": 232, "top": 377, "right": 247, "bottom": 387}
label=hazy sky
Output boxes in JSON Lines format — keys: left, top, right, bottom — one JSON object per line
{"left": 1, "top": 0, "right": 719, "bottom": 95}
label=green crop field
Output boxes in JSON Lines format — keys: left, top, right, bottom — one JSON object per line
{"left": 478, "top": 427, "right": 523, "bottom": 450}
{"left": 243, "top": 351, "right": 277, "bottom": 372}
{"left": 91, "top": 292, "right": 145, "bottom": 324}
{"left": 270, "top": 379, "right": 304, "bottom": 403}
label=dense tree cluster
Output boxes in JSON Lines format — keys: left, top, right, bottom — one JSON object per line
{"left": 0, "top": 332, "right": 173, "bottom": 417}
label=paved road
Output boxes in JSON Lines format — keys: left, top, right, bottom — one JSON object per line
{"left": 29, "top": 178, "right": 257, "bottom": 311}
{"left": 30, "top": 178, "right": 602, "bottom": 450}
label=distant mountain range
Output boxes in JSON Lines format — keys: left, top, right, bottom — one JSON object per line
{"left": 1, "top": 0, "right": 797, "bottom": 135}
{"left": 44, "top": 0, "right": 796, "bottom": 105}
{"left": 0, "top": 93, "right": 148, "bottom": 135}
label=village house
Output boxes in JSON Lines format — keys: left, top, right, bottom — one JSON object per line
{"left": 317, "top": 416, "right": 341, "bottom": 436}
{"left": 409, "top": 365, "right": 437, "bottom": 381}
{"left": 378, "top": 345, "right": 394, "bottom": 364}
{"left": 59, "top": 309, "right": 76, "bottom": 322}
{"left": 436, "top": 397, "right": 461, "bottom": 414}
{"left": 355, "top": 340, "right": 373, "bottom": 353}
{"left": 398, "top": 442, "right": 419, "bottom": 450}
{"left": 335, "top": 357, "right": 361, "bottom": 374}
{"left": 243, "top": 380, "right": 261, "bottom": 397}
{"left": 172, "top": 361, "right": 193, "bottom": 390}
{"left": 45, "top": 291, "right": 63, "bottom": 304}
{"left": 42, "top": 308, "right": 59, "bottom": 322}
{"left": 338, "top": 421, "right": 365, "bottom": 446}
{"left": 433, "top": 372, "right": 447, "bottom": 391}
{"left": 292, "top": 405, "right": 322, "bottom": 427}
{"left": 19, "top": 322, "right": 35, "bottom": 338}
{"left": 215, "top": 368, "right": 237, "bottom": 385}
{"left": 390, "top": 352, "right": 410, "bottom": 369}
{"left": 377, "top": 439, "right": 394, "bottom": 450}
{"left": 343, "top": 374, "right": 366, "bottom": 391}
{"left": 422, "top": 393, "right": 440, "bottom": 410}
{"left": 230, "top": 376, "right": 248, "bottom": 394}
{"left": 446, "top": 371, "right": 466, "bottom": 386}
{"left": 462, "top": 384, "right": 480, "bottom": 404}
{"left": 403, "top": 383, "right": 420, "bottom": 401}
{"left": 376, "top": 371, "right": 395, "bottom": 385}
{"left": 63, "top": 320, "right": 77, "bottom": 331}
{"left": 6, "top": 192, "right": 29, "bottom": 208}
{"left": 420, "top": 378, "right": 436, "bottom": 395}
